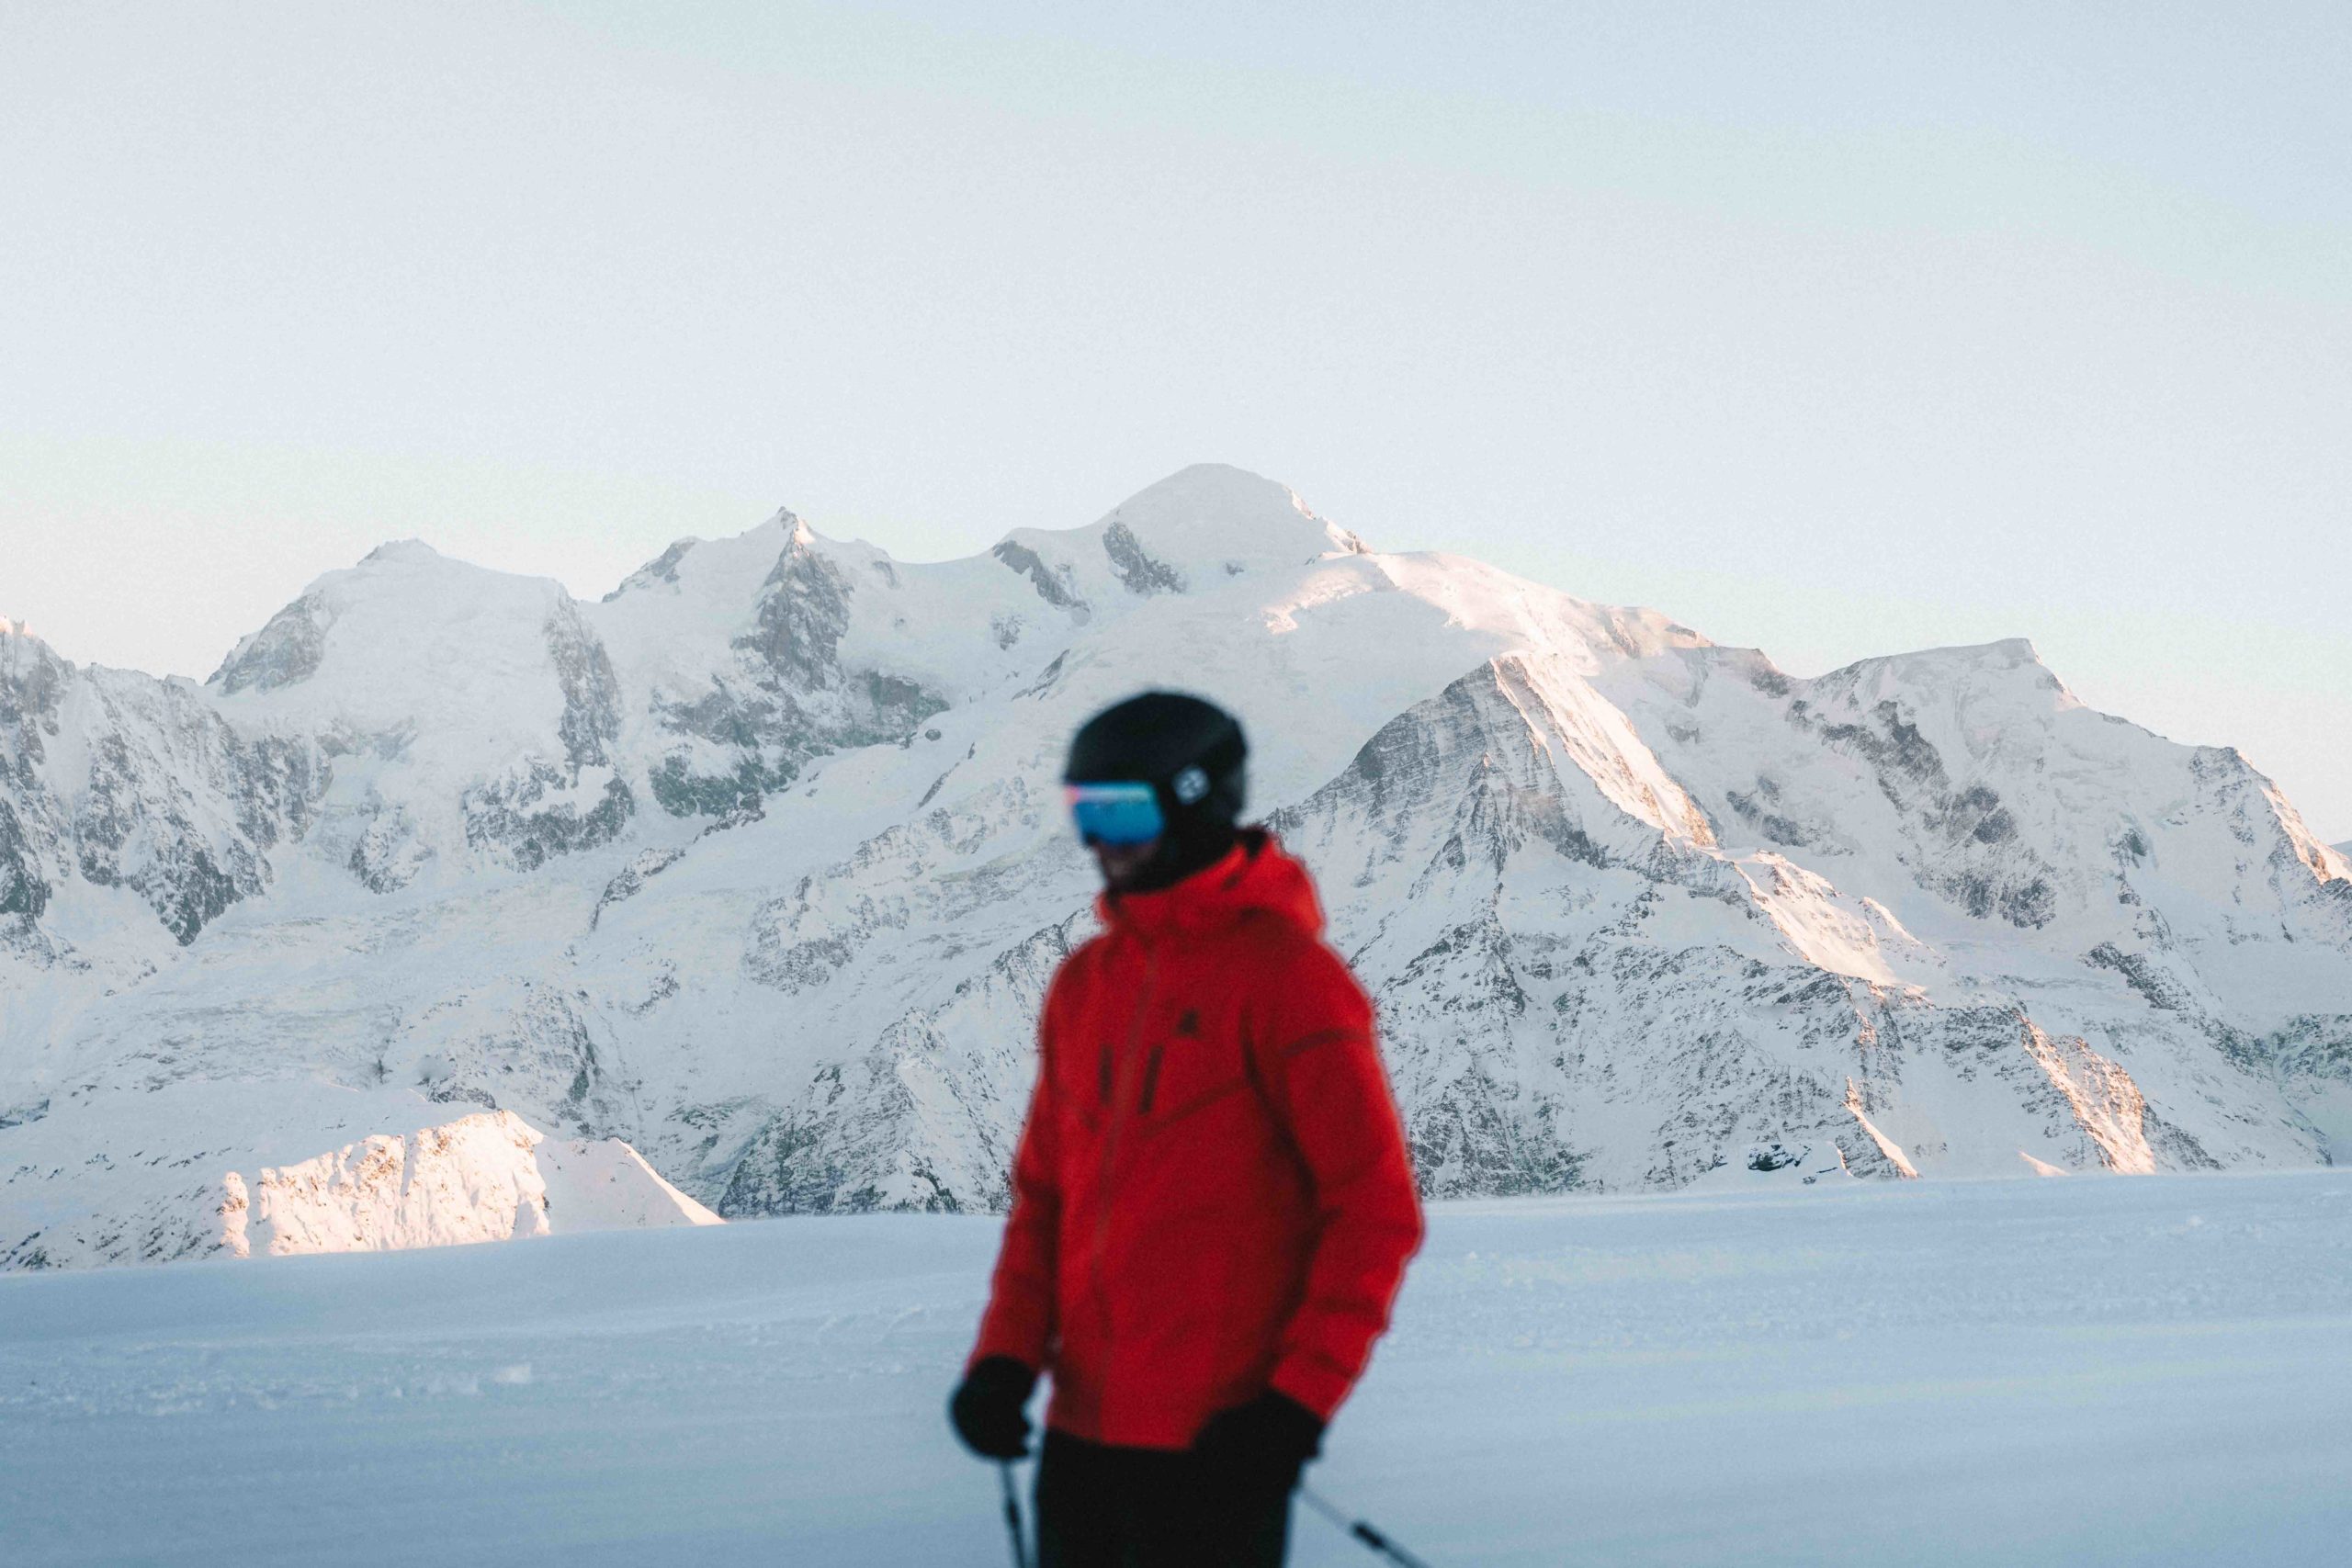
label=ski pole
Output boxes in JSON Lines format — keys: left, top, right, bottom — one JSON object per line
{"left": 1299, "top": 1482, "right": 1438, "bottom": 1568}
{"left": 998, "top": 1460, "right": 1032, "bottom": 1568}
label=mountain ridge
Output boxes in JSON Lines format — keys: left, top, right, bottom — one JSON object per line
{"left": 5, "top": 465, "right": 2348, "bottom": 1268}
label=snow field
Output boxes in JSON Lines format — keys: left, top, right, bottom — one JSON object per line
{"left": 2, "top": 1171, "right": 2346, "bottom": 1566}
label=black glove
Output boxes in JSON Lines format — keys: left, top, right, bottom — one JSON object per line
{"left": 1191, "top": 1390, "right": 1326, "bottom": 1499}
{"left": 949, "top": 1355, "right": 1038, "bottom": 1460}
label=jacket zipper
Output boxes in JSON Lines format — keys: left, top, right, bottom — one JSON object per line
{"left": 1137, "top": 1045, "right": 1164, "bottom": 1115}
{"left": 1088, "top": 935, "right": 1159, "bottom": 1416}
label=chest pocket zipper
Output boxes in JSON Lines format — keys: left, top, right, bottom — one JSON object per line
{"left": 1136, "top": 1044, "right": 1165, "bottom": 1115}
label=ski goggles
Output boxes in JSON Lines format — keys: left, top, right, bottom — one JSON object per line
{"left": 1065, "top": 781, "right": 1164, "bottom": 846}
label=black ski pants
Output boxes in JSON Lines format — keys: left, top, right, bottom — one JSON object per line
{"left": 1035, "top": 1429, "right": 1291, "bottom": 1568}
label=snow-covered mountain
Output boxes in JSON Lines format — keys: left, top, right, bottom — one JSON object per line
{"left": 6, "top": 465, "right": 2348, "bottom": 1268}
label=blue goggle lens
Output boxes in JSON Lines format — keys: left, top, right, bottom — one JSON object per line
{"left": 1067, "top": 782, "right": 1164, "bottom": 846}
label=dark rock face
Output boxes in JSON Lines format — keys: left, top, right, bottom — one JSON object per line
{"left": 53, "top": 674, "right": 325, "bottom": 945}
{"left": 1724, "top": 775, "right": 1820, "bottom": 849}
{"left": 0, "top": 640, "right": 67, "bottom": 924}
{"left": 592, "top": 846, "right": 686, "bottom": 929}
{"left": 2267, "top": 1014, "right": 2352, "bottom": 1084}
{"left": 0, "top": 799, "right": 51, "bottom": 919}
{"left": 410, "top": 604, "right": 639, "bottom": 875}
{"left": 718, "top": 1066, "right": 958, "bottom": 1215}
{"left": 347, "top": 807, "right": 428, "bottom": 894}
{"left": 1809, "top": 697, "right": 1945, "bottom": 789}
{"left": 1101, "top": 521, "right": 1186, "bottom": 595}
{"left": 604, "top": 538, "right": 696, "bottom": 602}
{"left": 464, "top": 769, "right": 635, "bottom": 874}
{"left": 990, "top": 540, "right": 1087, "bottom": 610}
{"left": 650, "top": 536, "right": 947, "bottom": 818}
{"left": 649, "top": 669, "right": 948, "bottom": 819}
{"left": 740, "top": 538, "right": 854, "bottom": 687}
{"left": 413, "top": 988, "right": 635, "bottom": 1140}
{"left": 0, "top": 634, "right": 68, "bottom": 760}
{"left": 210, "top": 594, "right": 330, "bottom": 694}
{"left": 548, "top": 605, "right": 622, "bottom": 772}
{"left": 1782, "top": 693, "right": 2063, "bottom": 930}
{"left": 9, "top": 631, "right": 332, "bottom": 943}
{"left": 650, "top": 750, "right": 791, "bottom": 819}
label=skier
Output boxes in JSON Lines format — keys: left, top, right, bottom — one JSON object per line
{"left": 949, "top": 691, "right": 1425, "bottom": 1567}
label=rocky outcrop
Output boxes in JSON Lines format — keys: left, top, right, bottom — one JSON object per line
{"left": 0, "top": 1111, "right": 717, "bottom": 1270}
{"left": 643, "top": 523, "right": 950, "bottom": 819}
{"left": 3, "top": 634, "right": 325, "bottom": 946}
{"left": 992, "top": 539, "right": 1087, "bottom": 610}
{"left": 210, "top": 592, "right": 331, "bottom": 694}
{"left": 1101, "top": 520, "right": 1186, "bottom": 595}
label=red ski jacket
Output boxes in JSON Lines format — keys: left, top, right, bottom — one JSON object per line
{"left": 968, "top": 832, "right": 1424, "bottom": 1450}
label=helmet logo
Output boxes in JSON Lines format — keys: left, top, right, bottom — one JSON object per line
{"left": 1171, "top": 765, "right": 1211, "bottom": 806}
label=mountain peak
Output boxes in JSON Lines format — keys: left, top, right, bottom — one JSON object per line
{"left": 1888, "top": 636, "right": 2040, "bottom": 666}
{"left": 1100, "top": 462, "right": 1319, "bottom": 530}
{"left": 1, "top": 618, "right": 52, "bottom": 656}
{"left": 1821, "top": 637, "right": 2059, "bottom": 691}
{"left": 361, "top": 539, "right": 445, "bottom": 566}
{"left": 211, "top": 535, "right": 577, "bottom": 702}
{"left": 1079, "top": 463, "right": 1367, "bottom": 573}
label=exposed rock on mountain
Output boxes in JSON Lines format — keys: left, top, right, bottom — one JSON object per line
{"left": 5, "top": 463, "right": 2348, "bottom": 1269}
{"left": 0, "top": 1108, "right": 715, "bottom": 1270}
{"left": 3, "top": 628, "right": 323, "bottom": 947}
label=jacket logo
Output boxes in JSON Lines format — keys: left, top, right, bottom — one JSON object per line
{"left": 1176, "top": 1009, "right": 1201, "bottom": 1037}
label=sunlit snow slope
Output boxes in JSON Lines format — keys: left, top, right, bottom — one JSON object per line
{"left": 2, "top": 1173, "right": 2346, "bottom": 1566}
{"left": 5, "top": 465, "right": 2350, "bottom": 1267}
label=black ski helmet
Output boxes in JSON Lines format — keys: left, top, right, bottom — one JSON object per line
{"left": 1065, "top": 690, "right": 1249, "bottom": 841}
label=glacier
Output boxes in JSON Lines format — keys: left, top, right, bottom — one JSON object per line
{"left": 5, "top": 463, "right": 2349, "bottom": 1268}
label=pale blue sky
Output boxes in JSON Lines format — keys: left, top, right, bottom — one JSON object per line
{"left": 5, "top": 3, "right": 2347, "bottom": 835}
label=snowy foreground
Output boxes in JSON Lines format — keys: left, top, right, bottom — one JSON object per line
{"left": 5, "top": 1173, "right": 2348, "bottom": 1567}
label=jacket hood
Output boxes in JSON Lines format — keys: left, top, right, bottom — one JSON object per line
{"left": 1099, "top": 829, "right": 1325, "bottom": 941}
